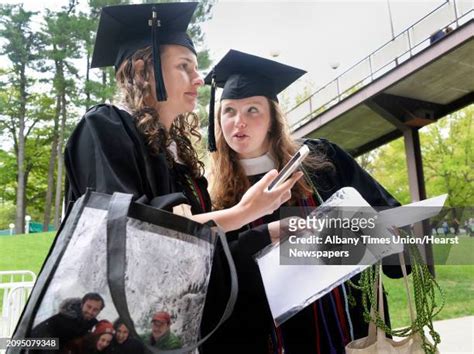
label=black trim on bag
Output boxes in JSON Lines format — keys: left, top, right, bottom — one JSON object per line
{"left": 106, "top": 193, "right": 138, "bottom": 351}
{"left": 84, "top": 191, "right": 111, "bottom": 210}
{"left": 106, "top": 192, "right": 238, "bottom": 354}
{"left": 86, "top": 191, "right": 214, "bottom": 243}
{"left": 129, "top": 203, "right": 213, "bottom": 243}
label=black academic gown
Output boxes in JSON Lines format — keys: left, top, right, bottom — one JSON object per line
{"left": 64, "top": 104, "right": 211, "bottom": 212}
{"left": 202, "top": 139, "right": 406, "bottom": 354}
{"left": 63, "top": 104, "right": 271, "bottom": 354}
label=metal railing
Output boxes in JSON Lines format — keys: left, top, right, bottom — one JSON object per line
{"left": 0, "top": 270, "right": 36, "bottom": 344}
{"left": 0, "top": 271, "right": 36, "bottom": 285}
{"left": 0, "top": 283, "right": 35, "bottom": 339}
{"left": 286, "top": 0, "right": 474, "bottom": 130}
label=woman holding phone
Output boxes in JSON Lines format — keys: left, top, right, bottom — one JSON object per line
{"left": 206, "top": 50, "right": 405, "bottom": 353}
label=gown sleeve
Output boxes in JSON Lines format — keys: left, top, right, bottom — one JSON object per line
{"left": 65, "top": 105, "right": 152, "bottom": 204}
{"left": 321, "top": 139, "right": 400, "bottom": 208}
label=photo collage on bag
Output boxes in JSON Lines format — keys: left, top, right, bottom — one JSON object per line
{"left": 30, "top": 292, "right": 186, "bottom": 353}
{"left": 25, "top": 207, "right": 214, "bottom": 353}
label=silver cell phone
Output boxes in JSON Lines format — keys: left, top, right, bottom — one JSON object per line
{"left": 267, "top": 145, "right": 310, "bottom": 191}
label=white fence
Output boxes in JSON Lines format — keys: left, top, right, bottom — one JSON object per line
{"left": 0, "top": 270, "right": 36, "bottom": 348}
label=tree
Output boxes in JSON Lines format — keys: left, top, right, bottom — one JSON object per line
{"left": 355, "top": 149, "right": 377, "bottom": 174}
{"left": 366, "top": 105, "right": 473, "bottom": 208}
{"left": 79, "top": 0, "right": 130, "bottom": 110}
{"left": 0, "top": 149, "right": 17, "bottom": 206}
{"left": 25, "top": 125, "right": 57, "bottom": 224}
{"left": 41, "top": 6, "right": 84, "bottom": 229}
{"left": 0, "top": 4, "right": 43, "bottom": 233}
{"left": 370, "top": 137, "right": 410, "bottom": 204}
{"left": 421, "top": 106, "right": 473, "bottom": 208}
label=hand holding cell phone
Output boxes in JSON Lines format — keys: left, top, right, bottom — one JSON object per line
{"left": 267, "top": 145, "right": 310, "bottom": 191}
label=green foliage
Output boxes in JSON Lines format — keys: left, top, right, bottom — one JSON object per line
{"left": 0, "top": 4, "right": 43, "bottom": 75}
{"left": 371, "top": 137, "right": 411, "bottom": 204}
{"left": 355, "top": 149, "right": 377, "bottom": 174}
{"left": 358, "top": 105, "right": 473, "bottom": 206}
{"left": 0, "top": 4, "right": 47, "bottom": 232}
{"left": 0, "top": 4, "right": 43, "bottom": 128}
{"left": 189, "top": 0, "right": 215, "bottom": 48}
{"left": 75, "top": 1, "right": 125, "bottom": 109}
{"left": 294, "top": 80, "right": 316, "bottom": 106}
{"left": 24, "top": 127, "right": 58, "bottom": 220}
{"left": 420, "top": 106, "right": 473, "bottom": 207}
{"left": 197, "top": 85, "right": 211, "bottom": 126}
{"left": 0, "top": 150, "right": 16, "bottom": 204}
{"left": 1, "top": 81, "right": 21, "bottom": 134}
{"left": 41, "top": 9, "right": 83, "bottom": 101}
{"left": 0, "top": 203, "right": 16, "bottom": 230}
{"left": 197, "top": 50, "right": 212, "bottom": 71}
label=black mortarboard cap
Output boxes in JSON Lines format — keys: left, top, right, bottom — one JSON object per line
{"left": 204, "top": 50, "right": 306, "bottom": 151}
{"left": 91, "top": 2, "right": 198, "bottom": 102}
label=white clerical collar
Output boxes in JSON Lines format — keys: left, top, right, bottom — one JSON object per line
{"left": 169, "top": 140, "right": 184, "bottom": 164}
{"left": 239, "top": 153, "right": 276, "bottom": 176}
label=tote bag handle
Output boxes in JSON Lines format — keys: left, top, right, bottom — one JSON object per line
{"left": 107, "top": 192, "right": 238, "bottom": 354}
{"left": 367, "top": 255, "right": 414, "bottom": 342}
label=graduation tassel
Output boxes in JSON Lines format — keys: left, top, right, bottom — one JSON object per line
{"left": 150, "top": 7, "right": 167, "bottom": 101}
{"left": 208, "top": 70, "right": 217, "bottom": 152}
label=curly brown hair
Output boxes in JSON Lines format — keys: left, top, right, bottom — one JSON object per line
{"left": 115, "top": 46, "right": 204, "bottom": 178}
{"left": 210, "top": 98, "right": 334, "bottom": 210}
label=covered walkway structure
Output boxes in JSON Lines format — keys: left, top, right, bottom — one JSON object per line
{"left": 286, "top": 1, "right": 473, "bottom": 268}
{"left": 288, "top": 1, "right": 472, "bottom": 201}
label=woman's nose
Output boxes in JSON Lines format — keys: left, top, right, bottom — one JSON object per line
{"left": 235, "top": 113, "right": 247, "bottom": 127}
{"left": 193, "top": 72, "right": 204, "bottom": 87}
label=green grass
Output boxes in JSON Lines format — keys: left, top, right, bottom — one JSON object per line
{"left": 432, "top": 234, "right": 474, "bottom": 265}
{"left": 0, "top": 232, "right": 56, "bottom": 274}
{"left": 383, "top": 234, "right": 474, "bottom": 327}
{"left": 0, "top": 232, "right": 56, "bottom": 313}
{"left": 384, "top": 265, "right": 474, "bottom": 328}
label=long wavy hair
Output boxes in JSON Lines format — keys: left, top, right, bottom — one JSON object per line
{"left": 210, "top": 98, "right": 334, "bottom": 210}
{"left": 115, "top": 46, "right": 204, "bottom": 178}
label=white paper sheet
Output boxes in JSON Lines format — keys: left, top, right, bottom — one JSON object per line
{"left": 256, "top": 188, "right": 447, "bottom": 325}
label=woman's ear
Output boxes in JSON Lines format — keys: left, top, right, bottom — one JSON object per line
{"left": 132, "top": 59, "right": 146, "bottom": 79}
